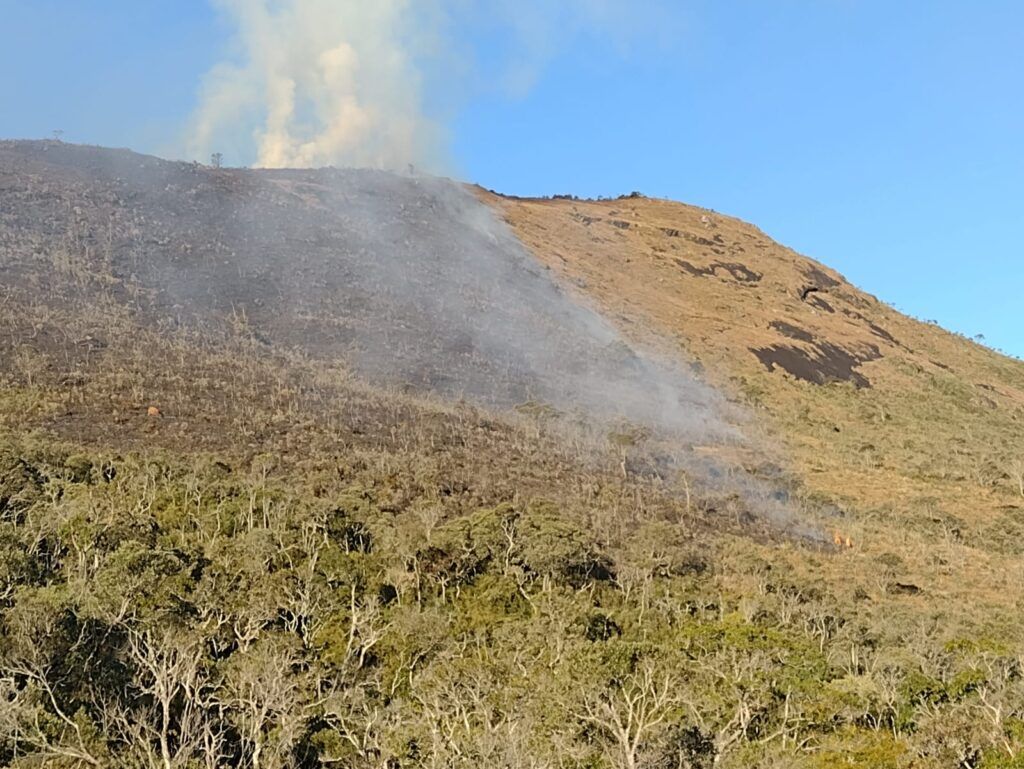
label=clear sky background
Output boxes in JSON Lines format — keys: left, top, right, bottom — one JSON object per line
{"left": 1, "top": 1, "right": 1021, "bottom": 358}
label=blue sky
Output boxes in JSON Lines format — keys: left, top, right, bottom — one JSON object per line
{"left": 2, "top": 1, "right": 1021, "bottom": 358}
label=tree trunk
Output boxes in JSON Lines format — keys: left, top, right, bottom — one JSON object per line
{"left": 161, "top": 699, "right": 173, "bottom": 769}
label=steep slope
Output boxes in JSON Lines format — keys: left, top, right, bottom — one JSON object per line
{"left": 0, "top": 139, "right": 793, "bottom": 523}
{"left": 494, "top": 191, "right": 1024, "bottom": 608}
{"left": 3, "top": 141, "right": 1024, "bottom": 768}
{"left": 0, "top": 139, "right": 757, "bottom": 542}
{"left": 0, "top": 141, "right": 730, "bottom": 432}
{"left": 492, "top": 192, "right": 1024, "bottom": 502}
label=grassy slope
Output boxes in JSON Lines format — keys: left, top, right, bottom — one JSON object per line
{"left": 493, "top": 190, "right": 1024, "bottom": 661}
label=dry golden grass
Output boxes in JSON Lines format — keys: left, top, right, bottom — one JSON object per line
{"left": 490, "top": 190, "right": 1024, "bottom": 632}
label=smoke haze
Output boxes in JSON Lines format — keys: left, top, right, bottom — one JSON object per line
{"left": 175, "top": 3, "right": 799, "bottom": 527}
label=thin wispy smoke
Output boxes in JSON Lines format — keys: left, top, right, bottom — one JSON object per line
{"left": 187, "top": 0, "right": 680, "bottom": 170}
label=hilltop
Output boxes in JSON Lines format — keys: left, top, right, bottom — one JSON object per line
{"left": 2, "top": 141, "right": 1024, "bottom": 768}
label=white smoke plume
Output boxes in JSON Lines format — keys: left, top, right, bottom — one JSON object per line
{"left": 189, "top": 0, "right": 441, "bottom": 169}
{"left": 187, "top": 0, "right": 680, "bottom": 170}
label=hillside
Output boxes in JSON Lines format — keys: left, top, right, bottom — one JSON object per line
{"left": 2, "top": 141, "right": 1024, "bottom": 769}
{"left": 493, "top": 191, "right": 1024, "bottom": 610}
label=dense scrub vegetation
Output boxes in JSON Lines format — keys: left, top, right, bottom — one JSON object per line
{"left": 4, "top": 437, "right": 1024, "bottom": 769}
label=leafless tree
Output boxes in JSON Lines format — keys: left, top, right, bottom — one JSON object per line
{"left": 576, "top": 663, "right": 681, "bottom": 769}
{"left": 1, "top": 666, "right": 105, "bottom": 767}
{"left": 106, "top": 628, "right": 214, "bottom": 769}
{"left": 216, "top": 636, "right": 307, "bottom": 769}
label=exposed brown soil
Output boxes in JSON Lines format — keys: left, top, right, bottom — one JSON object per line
{"left": 675, "top": 259, "right": 762, "bottom": 283}
{"left": 768, "top": 320, "right": 814, "bottom": 343}
{"left": 751, "top": 341, "right": 881, "bottom": 388}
